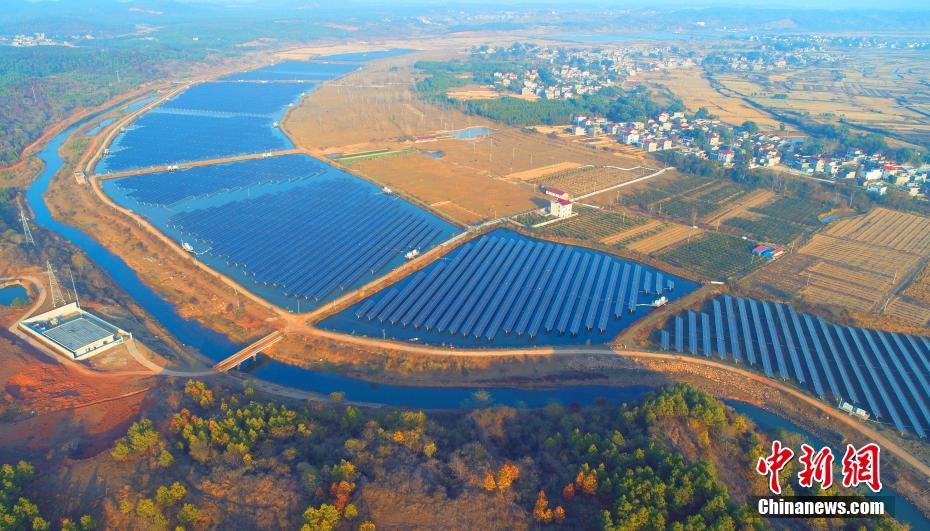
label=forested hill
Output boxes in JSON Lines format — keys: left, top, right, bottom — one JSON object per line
{"left": 4, "top": 383, "right": 901, "bottom": 529}
{"left": 0, "top": 1, "right": 351, "bottom": 168}
{"left": 0, "top": 45, "right": 205, "bottom": 166}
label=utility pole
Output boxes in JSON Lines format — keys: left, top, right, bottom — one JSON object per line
{"left": 46, "top": 261, "right": 68, "bottom": 308}
{"left": 68, "top": 266, "right": 80, "bottom": 308}
{"left": 19, "top": 207, "right": 35, "bottom": 246}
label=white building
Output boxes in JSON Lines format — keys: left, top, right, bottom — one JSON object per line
{"left": 20, "top": 303, "right": 130, "bottom": 360}
{"left": 549, "top": 198, "right": 573, "bottom": 218}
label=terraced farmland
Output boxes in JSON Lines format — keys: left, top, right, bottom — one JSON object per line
{"left": 660, "top": 295, "right": 930, "bottom": 438}
{"left": 322, "top": 230, "right": 697, "bottom": 347}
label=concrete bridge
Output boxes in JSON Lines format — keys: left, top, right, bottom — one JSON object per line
{"left": 212, "top": 331, "right": 284, "bottom": 372}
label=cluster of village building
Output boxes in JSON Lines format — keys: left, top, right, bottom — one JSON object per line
{"left": 5, "top": 32, "right": 62, "bottom": 47}
{"left": 570, "top": 112, "right": 929, "bottom": 199}
{"left": 478, "top": 44, "right": 694, "bottom": 100}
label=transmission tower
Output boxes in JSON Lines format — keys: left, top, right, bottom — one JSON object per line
{"left": 46, "top": 261, "right": 68, "bottom": 308}
{"left": 19, "top": 207, "right": 35, "bottom": 246}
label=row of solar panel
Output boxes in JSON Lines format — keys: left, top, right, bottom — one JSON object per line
{"left": 169, "top": 179, "right": 449, "bottom": 301}
{"left": 661, "top": 295, "right": 930, "bottom": 438}
{"left": 353, "top": 235, "right": 676, "bottom": 341}
{"left": 114, "top": 154, "right": 326, "bottom": 207}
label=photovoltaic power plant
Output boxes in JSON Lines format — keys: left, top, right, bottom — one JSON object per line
{"left": 109, "top": 154, "right": 326, "bottom": 207}
{"left": 167, "top": 176, "right": 457, "bottom": 304}
{"left": 661, "top": 295, "right": 930, "bottom": 438}
{"left": 97, "top": 60, "right": 355, "bottom": 173}
{"left": 222, "top": 60, "right": 360, "bottom": 81}
{"left": 322, "top": 231, "right": 696, "bottom": 347}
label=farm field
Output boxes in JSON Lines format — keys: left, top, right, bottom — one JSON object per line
{"left": 660, "top": 295, "right": 930, "bottom": 437}
{"left": 531, "top": 164, "right": 648, "bottom": 197}
{"left": 601, "top": 219, "right": 664, "bottom": 246}
{"left": 533, "top": 206, "right": 647, "bottom": 242}
{"left": 658, "top": 232, "right": 761, "bottom": 280}
{"left": 703, "top": 189, "right": 774, "bottom": 226}
{"left": 320, "top": 230, "right": 698, "bottom": 347}
{"left": 284, "top": 54, "right": 495, "bottom": 150}
{"left": 710, "top": 49, "right": 930, "bottom": 147}
{"left": 750, "top": 208, "right": 930, "bottom": 327}
{"left": 626, "top": 223, "right": 701, "bottom": 254}
{"left": 636, "top": 68, "right": 788, "bottom": 131}
{"left": 349, "top": 150, "right": 542, "bottom": 224}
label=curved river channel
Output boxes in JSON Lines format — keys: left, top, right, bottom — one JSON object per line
{"left": 24, "top": 99, "right": 928, "bottom": 526}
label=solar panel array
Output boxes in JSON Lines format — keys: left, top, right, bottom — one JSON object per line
{"left": 112, "top": 154, "right": 325, "bottom": 207}
{"left": 662, "top": 295, "right": 930, "bottom": 438}
{"left": 168, "top": 178, "right": 455, "bottom": 302}
{"left": 223, "top": 60, "right": 359, "bottom": 81}
{"left": 350, "top": 233, "right": 681, "bottom": 343}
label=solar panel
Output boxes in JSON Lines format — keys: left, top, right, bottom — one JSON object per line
{"left": 661, "top": 330, "right": 670, "bottom": 350}
{"left": 712, "top": 299, "right": 726, "bottom": 359}
{"left": 510, "top": 245, "right": 564, "bottom": 335}
{"left": 748, "top": 299, "right": 772, "bottom": 376}
{"left": 701, "top": 312, "right": 712, "bottom": 357}
{"left": 583, "top": 257, "right": 611, "bottom": 333}
{"left": 891, "top": 333, "right": 930, "bottom": 406}
{"left": 467, "top": 241, "right": 533, "bottom": 338}
{"left": 775, "top": 303, "right": 805, "bottom": 384}
{"left": 832, "top": 324, "right": 881, "bottom": 419}
{"left": 847, "top": 327, "right": 906, "bottom": 433}
{"left": 655, "top": 272, "right": 664, "bottom": 295}
{"left": 434, "top": 238, "right": 508, "bottom": 333}
{"left": 366, "top": 288, "right": 400, "bottom": 321}
{"left": 860, "top": 329, "right": 921, "bottom": 436}
{"left": 803, "top": 313, "right": 841, "bottom": 399}
{"left": 737, "top": 298, "right": 756, "bottom": 365}
{"left": 627, "top": 265, "right": 642, "bottom": 313}
{"left": 788, "top": 306, "right": 825, "bottom": 399}
{"left": 413, "top": 240, "right": 487, "bottom": 329}
{"left": 444, "top": 239, "right": 514, "bottom": 335}
{"left": 904, "top": 335, "right": 930, "bottom": 379}
{"left": 614, "top": 264, "right": 632, "bottom": 318}
{"left": 536, "top": 251, "right": 580, "bottom": 337}
{"left": 876, "top": 332, "right": 930, "bottom": 436}
{"left": 816, "top": 317, "right": 859, "bottom": 403}
{"left": 523, "top": 248, "right": 573, "bottom": 337}
{"left": 598, "top": 263, "right": 621, "bottom": 333}
{"left": 545, "top": 253, "right": 583, "bottom": 333}
{"left": 562, "top": 254, "right": 594, "bottom": 335}
{"left": 724, "top": 295, "right": 742, "bottom": 361}
{"left": 643, "top": 271, "right": 652, "bottom": 295}
{"left": 761, "top": 302, "right": 789, "bottom": 379}
{"left": 688, "top": 310, "right": 697, "bottom": 355}
{"left": 675, "top": 316, "right": 684, "bottom": 353}
{"left": 474, "top": 243, "right": 539, "bottom": 340}
{"left": 455, "top": 240, "right": 523, "bottom": 336}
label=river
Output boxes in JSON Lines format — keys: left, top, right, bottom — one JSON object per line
{"left": 21, "top": 72, "right": 928, "bottom": 528}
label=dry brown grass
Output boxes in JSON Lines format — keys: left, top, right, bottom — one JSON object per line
{"left": 704, "top": 189, "right": 775, "bottom": 226}
{"left": 883, "top": 297, "right": 930, "bottom": 327}
{"left": 504, "top": 161, "right": 582, "bottom": 181}
{"left": 600, "top": 219, "right": 664, "bottom": 245}
{"left": 636, "top": 68, "right": 785, "bottom": 130}
{"left": 752, "top": 208, "right": 930, "bottom": 326}
{"left": 627, "top": 223, "right": 701, "bottom": 254}
{"left": 825, "top": 208, "right": 930, "bottom": 254}
{"left": 349, "top": 150, "right": 543, "bottom": 224}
